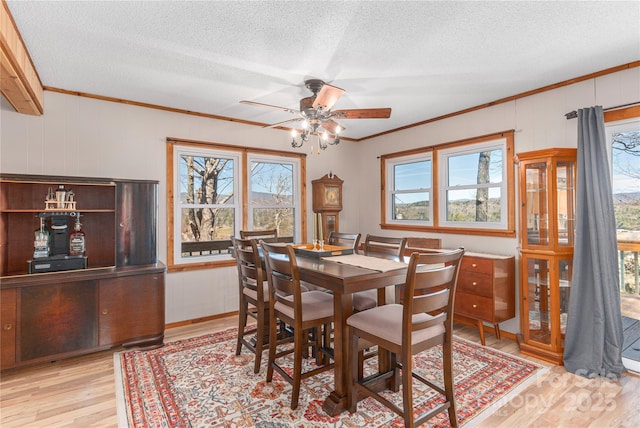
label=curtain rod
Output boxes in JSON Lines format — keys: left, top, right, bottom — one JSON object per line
{"left": 564, "top": 101, "right": 640, "bottom": 119}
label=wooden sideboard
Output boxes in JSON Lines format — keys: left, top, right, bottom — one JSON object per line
{"left": 454, "top": 252, "right": 516, "bottom": 345}
{"left": 1, "top": 264, "right": 165, "bottom": 370}
{"left": 0, "top": 174, "right": 165, "bottom": 370}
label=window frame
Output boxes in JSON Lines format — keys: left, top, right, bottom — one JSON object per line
{"left": 172, "top": 145, "right": 241, "bottom": 267}
{"left": 166, "top": 138, "right": 306, "bottom": 272}
{"left": 604, "top": 105, "right": 640, "bottom": 235}
{"left": 246, "top": 153, "right": 302, "bottom": 240}
{"left": 385, "top": 151, "right": 434, "bottom": 227}
{"left": 381, "top": 130, "right": 515, "bottom": 237}
{"left": 438, "top": 138, "right": 509, "bottom": 230}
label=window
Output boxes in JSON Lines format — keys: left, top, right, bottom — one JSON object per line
{"left": 386, "top": 153, "right": 433, "bottom": 226}
{"left": 606, "top": 117, "right": 640, "bottom": 233}
{"left": 381, "top": 131, "right": 515, "bottom": 236}
{"left": 605, "top": 108, "right": 640, "bottom": 295}
{"left": 248, "top": 155, "right": 299, "bottom": 237}
{"left": 438, "top": 139, "right": 508, "bottom": 229}
{"left": 167, "top": 139, "right": 305, "bottom": 272}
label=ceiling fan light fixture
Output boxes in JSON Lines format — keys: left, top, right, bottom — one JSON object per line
{"left": 241, "top": 78, "right": 391, "bottom": 154}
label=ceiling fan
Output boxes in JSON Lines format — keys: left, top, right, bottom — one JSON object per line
{"left": 240, "top": 79, "right": 392, "bottom": 139}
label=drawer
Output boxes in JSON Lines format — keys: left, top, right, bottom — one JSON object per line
{"left": 457, "top": 272, "right": 493, "bottom": 298}
{"left": 454, "top": 292, "right": 493, "bottom": 321}
{"left": 460, "top": 256, "right": 494, "bottom": 276}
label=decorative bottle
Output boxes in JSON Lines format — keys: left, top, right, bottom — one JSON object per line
{"left": 69, "top": 217, "right": 86, "bottom": 256}
{"left": 33, "top": 216, "right": 50, "bottom": 258}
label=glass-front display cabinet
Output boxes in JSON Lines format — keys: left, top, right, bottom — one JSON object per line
{"left": 516, "top": 148, "right": 576, "bottom": 364}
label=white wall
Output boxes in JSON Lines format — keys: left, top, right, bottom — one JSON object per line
{"left": 0, "top": 92, "right": 363, "bottom": 323}
{"left": 2, "top": 67, "right": 638, "bottom": 330}
{"left": 355, "top": 67, "right": 639, "bottom": 333}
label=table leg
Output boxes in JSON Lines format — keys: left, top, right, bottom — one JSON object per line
{"left": 321, "top": 292, "right": 353, "bottom": 416}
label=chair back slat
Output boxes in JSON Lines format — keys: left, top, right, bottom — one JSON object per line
{"left": 402, "top": 248, "right": 465, "bottom": 342}
{"left": 239, "top": 264, "right": 260, "bottom": 291}
{"left": 363, "top": 234, "right": 407, "bottom": 261}
{"left": 412, "top": 287, "right": 450, "bottom": 315}
{"left": 240, "top": 229, "right": 278, "bottom": 240}
{"left": 328, "top": 232, "right": 361, "bottom": 252}
{"left": 405, "top": 237, "right": 442, "bottom": 251}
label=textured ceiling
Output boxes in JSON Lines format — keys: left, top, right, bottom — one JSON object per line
{"left": 5, "top": 1, "right": 640, "bottom": 140}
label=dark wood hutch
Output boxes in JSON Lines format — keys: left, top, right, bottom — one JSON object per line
{"left": 0, "top": 173, "right": 165, "bottom": 370}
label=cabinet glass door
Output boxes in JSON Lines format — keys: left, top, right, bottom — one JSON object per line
{"left": 556, "top": 160, "right": 575, "bottom": 247}
{"left": 559, "top": 257, "right": 572, "bottom": 336}
{"left": 525, "top": 256, "right": 551, "bottom": 346}
{"left": 524, "top": 162, "right": 549, "bottom": 246}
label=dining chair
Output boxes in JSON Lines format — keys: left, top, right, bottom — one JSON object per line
{"left": 353, "top": 234, "right": 408, "bottom": 311}
{"left": 346, "top": 247, "right": 465, "bottom": 428}
{"left": 327, "top": 231, "right": 361, "bottom": 252}
{"left": 231, "top": 236, "right": 271, "bottom": 373}
{"left": 260, "top": 240, "right": 335, "bottom": 410}
{"left": 239, "top": 228, "right": 278, "bottom": 240}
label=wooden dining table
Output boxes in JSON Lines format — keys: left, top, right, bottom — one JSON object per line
{"left": 291, "top": 253, "right": 408, "bottom": 416}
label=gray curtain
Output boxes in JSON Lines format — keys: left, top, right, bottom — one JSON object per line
{"left": 563, "top": 106, "right": 625, "bottom": 378}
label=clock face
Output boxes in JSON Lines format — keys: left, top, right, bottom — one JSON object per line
{"left": 324, "top": 186, "right": 340, "bottom": 205}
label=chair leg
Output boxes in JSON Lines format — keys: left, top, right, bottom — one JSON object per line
{"left": 401, "top": 350, "right": 415, "bottom": 428}
{"left": 236, "top": 296, "right": 248, "bottom": 356}
{"left": 266, "top": 309, "right": 278, "bottom": 383}
{"left": 290, "top": 326, "right": 304, "bottom": 410}
{"left": 253, "top": 305, "right": 266, "bottom": 374}
{"left": 443, "top": 338, "right": 458, "bottom": 427}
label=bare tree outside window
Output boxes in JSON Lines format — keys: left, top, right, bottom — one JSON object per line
{"left": 446, "top": 148, "right": 503, "bottom": 223}
{"left": 250, "top": 161, "right": 295, "bottom": 238}
{"left": 609, "top": 126, "right": 640, "bottom": 296}
{"left": 476, "top": 151, "right": 491, "bottom": 221}
{"left": 611, "top": 130, "right": 640, "bottom": 231}
{"left": 180, "top": 155, "right": 234, "bottom": 246}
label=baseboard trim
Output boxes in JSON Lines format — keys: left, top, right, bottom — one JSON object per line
{"left": 166, "top": 311, "right": 239, "bottom": 330}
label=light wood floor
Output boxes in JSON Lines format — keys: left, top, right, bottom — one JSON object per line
{"left": 1, "top": 315, "right": 638, "bottom": 428}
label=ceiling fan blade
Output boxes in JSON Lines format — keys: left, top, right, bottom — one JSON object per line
{"left": 240, "top": 100, "right": 297, "bottom": 115}
{"left": 312, "top": 83, "right": 345, "bottom": 110}
{"left": 321, "top": 119, "right": 345, "bottom": 134}
{"left": 264, "top": 118, "right": 303, "bottom": 129}
{"left": 333, "top": 108, "right": 392, "bottom": 119}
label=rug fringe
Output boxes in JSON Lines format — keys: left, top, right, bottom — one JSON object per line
{"left": 113, "top": 351, "right": 132, "bottom": 428}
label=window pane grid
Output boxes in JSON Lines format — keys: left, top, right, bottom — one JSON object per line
{"left": 382, "top": 133, "right": 513, "bottom": 233}
{"left": 386, "top": 156, "right": 433, "bottom": 225}
{"left": 248, "top": 157, "right": 298, "bottom": 239}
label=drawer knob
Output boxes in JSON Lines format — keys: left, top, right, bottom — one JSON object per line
{"left": 472, "top": 304, "right": 478, "bottom": 308}
{"left": 3, "top": 323, "right": 12, "bottom": 331}
{"left": 471, "top": 263, "right": 477, "bottom": 268}
{"left": 472, "top": 281, "right": 477, "bottom": 286}
{"left": 102, "top": 309, "right": 109, "bottom": 315}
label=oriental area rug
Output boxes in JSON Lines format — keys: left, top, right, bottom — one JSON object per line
{"left": 114, "top": 327, "right": 544, "bottom": 427}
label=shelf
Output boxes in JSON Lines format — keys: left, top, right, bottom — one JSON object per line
{"left": 1, "top": 209, "right": 115, "bottom": 213}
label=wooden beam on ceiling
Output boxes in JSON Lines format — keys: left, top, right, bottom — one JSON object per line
{"left": 0, "top": 0, "right": 43, "bottom": 115}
